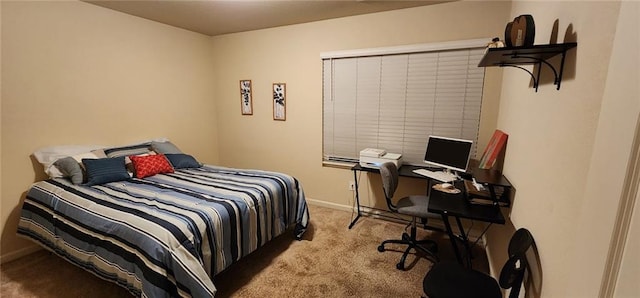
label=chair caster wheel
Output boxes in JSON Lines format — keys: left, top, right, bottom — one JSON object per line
{"left": 396, "top": 262, "right": 405, "bottom": 270}
{"left": 377, "top": 245, "right": 385, "bottom": 252}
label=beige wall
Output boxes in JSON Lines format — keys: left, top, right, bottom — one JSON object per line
{"left": 3, "top": 1, "right": 636, "bottom": 296}
{"left": 586, "top": 1, "right": 639, "bottom": 296}
{"left": 210, "top": 1, "right": 510, "bottom": 211}
{"left": 0, "top": 1, "right": 218, "bottom": 261}
{"left": 486, "top": 0, "right": 639, "bottom": 297}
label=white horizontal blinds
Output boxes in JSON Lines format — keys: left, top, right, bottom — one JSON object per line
{"left": 322, "top": 59, "right": 334, "bottom": 160}
{"left": 462, "top": 48, "right": 486, "bottom": 153}
{"left": 355, "top": 57, "right": 382, "bottom": 155}
{"left": 328, "top": 58, "right": 358, "bottom": 160}
{"left": 322, "top": 45, "right": 485, "bottom": 165}
{"left": 404, "top": 52, "right": 439, "bottom": 164}
{"left": 430, "top": 48, "right": 485, "bottom": 155}
{"left": 378, "top": 55, "right": 409, "bottom": 155}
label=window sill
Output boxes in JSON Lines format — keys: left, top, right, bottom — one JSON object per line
{"left": 322, "top": 161, "right": 357, "bottom": 170}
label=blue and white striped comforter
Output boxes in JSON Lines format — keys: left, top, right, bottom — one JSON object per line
{"left": 17, "top": 165, "right": 309, "bottom": 297}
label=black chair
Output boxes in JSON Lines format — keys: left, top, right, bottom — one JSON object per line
{"left": 423, "top": 228, "right": 535, "bottom": 298}
{"left": 376, "top": 162, "right": 440, "bottom": 270}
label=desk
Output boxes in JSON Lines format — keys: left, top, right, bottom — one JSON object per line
{"left": 350, "top": 163, "right": 510, "bottom": 267}
{"left": 349, "top": 164, "right": 433, "bottom": 229}
{"left": 428, "top": 183, "right": 505, "bottom": 267}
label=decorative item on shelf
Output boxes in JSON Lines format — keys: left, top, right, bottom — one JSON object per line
{"left": 485, "top": 37, "right": 506, "bottom": 54}
{"left": 240, "top": 80, "right": 253, "bottom": 115}
{"left": 505, "top": 14, "right": 535, "bottom": 47}
{"left": 487, "top": 37, "right": 506, "bottom": 48}
{"left": 273, "top": 83, "right": 286, "bottom": 121}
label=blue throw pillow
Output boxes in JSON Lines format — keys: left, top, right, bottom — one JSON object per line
{"left": 82, "top": 157, "right": 130, "bottom": 186}
{"left": 165, "top": 154, "right": 201, "bottom": 169}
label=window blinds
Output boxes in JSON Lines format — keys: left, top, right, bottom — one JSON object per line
{"left": 323, "top": 45, "right": 486, "bottom": 165}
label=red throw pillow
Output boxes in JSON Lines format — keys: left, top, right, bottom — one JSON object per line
{"left": 129, "top": 154, "right": 174, "bottom": 178}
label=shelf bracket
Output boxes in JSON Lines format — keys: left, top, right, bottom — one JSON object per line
{"left": 499, "top": 62, "right": 542, "bottom": 92}
{"left": 499, "top": 51, "right": 569, "bottom": 92}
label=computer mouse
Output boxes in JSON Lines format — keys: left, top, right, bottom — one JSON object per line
{"left": 440, "top": 183, "right": 453, "bottom": 189}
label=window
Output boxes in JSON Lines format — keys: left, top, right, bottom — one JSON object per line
{"left": 322, "top": 40, "right": 487, "bottom": 165}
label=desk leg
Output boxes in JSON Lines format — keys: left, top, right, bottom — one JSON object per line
{"left": 440, "top": 213, "right": 464, "bottom": 265}
{"left": 348, "top": 169, "right": 362, "bottom": 229}
{"left": 454, "top": 216, "right": 473, "bottom": 268}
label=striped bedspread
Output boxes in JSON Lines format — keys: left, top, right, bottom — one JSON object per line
{"left": 17, "top": 165, "right": 309, "bottom": 297}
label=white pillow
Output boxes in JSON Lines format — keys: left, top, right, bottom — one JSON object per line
{"left": 46, "top": 164, "right": 65, "bottom": 178}
{"left": 33, "top": 145, "right": 104, "bottom": 178}
{"left": 33, "top": 140, "right": 167, "bottom": 178}
{"left": 111, "top": 137, "right": 170, "bottom": 148}
{"left": 72, "top": 151, "right": 104, "bottom": 163}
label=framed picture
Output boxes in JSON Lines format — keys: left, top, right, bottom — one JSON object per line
{"left": 273, "top": 83, "right": 286, "bottom": 121}
{"left": 240, "top": 80, "right": 253, "bottom": 115}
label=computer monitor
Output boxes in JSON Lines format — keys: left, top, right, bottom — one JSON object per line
{"left": 423, "top": 135, "right": 473, "bottom": 173}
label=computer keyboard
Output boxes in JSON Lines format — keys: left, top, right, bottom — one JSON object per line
{"left": 412, "top": 168, "right": 457, "bottom": 182}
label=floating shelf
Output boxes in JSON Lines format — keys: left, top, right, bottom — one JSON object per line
{"left": 478, "top": 42, "right": 577, "bottom": 92}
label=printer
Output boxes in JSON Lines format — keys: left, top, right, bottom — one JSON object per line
{"left": 359, "top": 148, "right": 403, "bottom": 169}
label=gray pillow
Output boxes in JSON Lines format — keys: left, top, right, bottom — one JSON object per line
{"left": 53, "top": 157, "right": 84, "bottom": 184}
{"left": 151, "top": 141, "right": 182, "bottom": 154}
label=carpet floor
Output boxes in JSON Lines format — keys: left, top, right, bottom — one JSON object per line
{"left": 1, "top": 204, "right": 488, "bottom": 297}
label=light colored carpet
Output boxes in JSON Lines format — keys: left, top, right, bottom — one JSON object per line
{"left": 1, "top": 204, "right": 488, "bottom": 297}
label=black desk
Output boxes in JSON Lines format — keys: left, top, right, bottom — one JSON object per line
{"left": 349, "top": 164, "right": 433, "bottom": 229}
{"left": 428, "top": 183, "right": 505, "bottom": 267}
{"left": 350, "top": 163, "right": 509, "bottom": 267}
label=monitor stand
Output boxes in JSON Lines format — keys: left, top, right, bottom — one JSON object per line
{"left": 435, "top": 167, "right": 457, "bottom": 176}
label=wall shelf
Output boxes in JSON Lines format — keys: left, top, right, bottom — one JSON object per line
{"left": 478, "top": 42, "right": 577, "bottom": 92}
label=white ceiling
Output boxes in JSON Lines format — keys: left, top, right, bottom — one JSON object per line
{"left": 84, "top": 0, "right": 453, "bottom": 36}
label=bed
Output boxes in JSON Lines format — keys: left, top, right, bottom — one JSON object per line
{"left": 17, "top": 163, "right": 309, "bottom": 297}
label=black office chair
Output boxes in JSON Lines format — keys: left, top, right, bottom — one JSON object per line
{"left": 377, "top": 162, "right": 440, "bottom": 270}
{"left": 423, "top": 228, "right": 535, "bottom": 298}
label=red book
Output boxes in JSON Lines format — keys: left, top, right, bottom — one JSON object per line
{"left": 479, "top": 130, "right": 508, "bottom": 169}
{"left": 484, "top": 132, "right": 508, "bottom": 169}
{"left": 479, "top": 130, "right": 500, "bottom": 168}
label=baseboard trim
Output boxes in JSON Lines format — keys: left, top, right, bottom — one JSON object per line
{"left": 1, "top": 244, "right": 43, "bottom": 264}
{"left": 306, "top": 197, "right": 353, "bottom": 212}
{"left": 306, "top": 198, "right": 412, "bottom": 225}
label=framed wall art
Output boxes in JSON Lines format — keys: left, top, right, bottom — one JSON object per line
{"left": 273, "top": 83, "right": 286, "bottom": 121}
{"left": 240, "top": 80, "right": 253, "bottom": 115}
